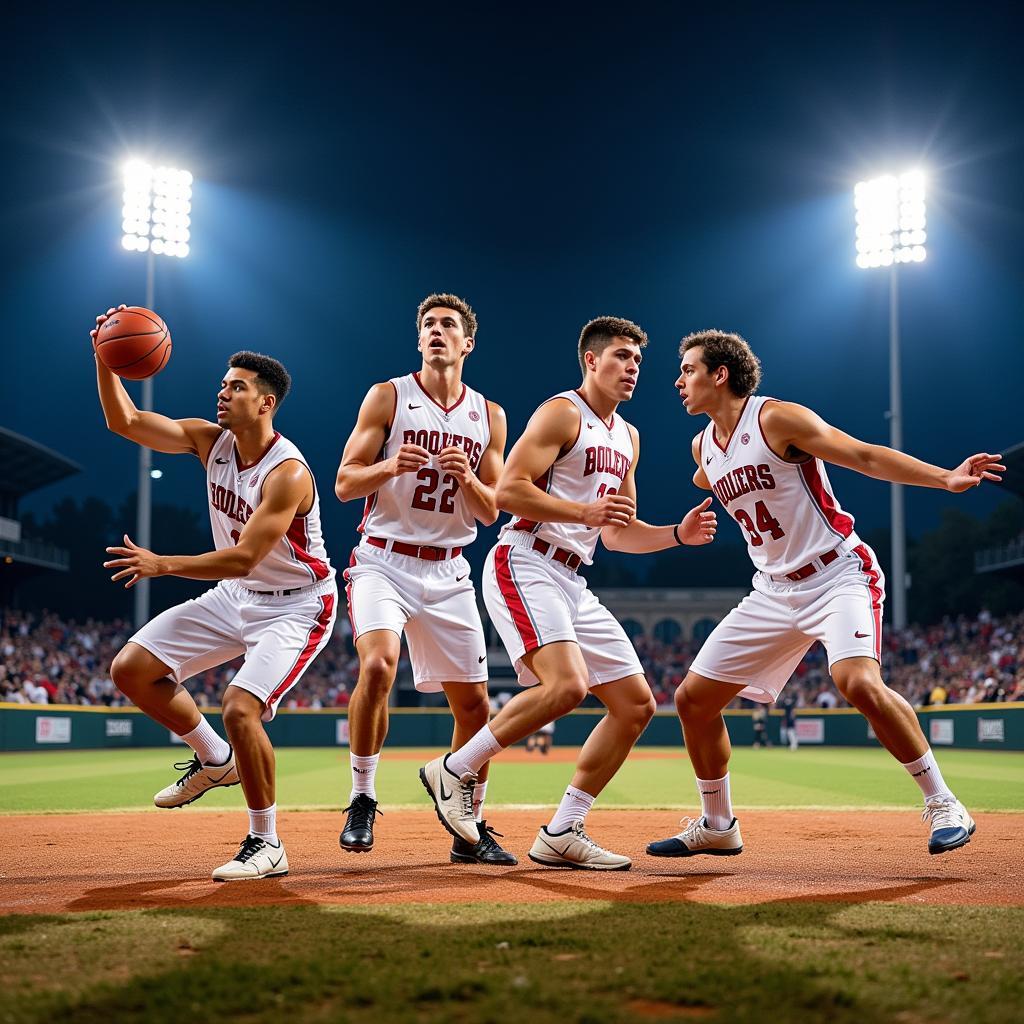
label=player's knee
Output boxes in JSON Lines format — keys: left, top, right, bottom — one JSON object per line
{"left": 618, "top": 691, "right": 657, "bottom": 735}
{"left": 453, "top": 690, "right": 491, "bottom": 728}
{"left": 109, "top": 649, "right": 148, "bottom": 697}
{"left": 674, "top": 682, "right": 713, "bottom": 724}
{"left": 836, "top": 672, "right": 884, "bottom": 711}
{"left": 358, "top": 654, "right": 398, "bottom": 695}
{"left": 221, "top": 697, "right": 259, "bottom": 734}
{"left": 554, "top": 676, "right": 589, "bottom": 714}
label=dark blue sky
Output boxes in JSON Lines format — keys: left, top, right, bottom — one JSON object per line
{"left": 3, "top": 5, "right": 1021, "bottom": 563}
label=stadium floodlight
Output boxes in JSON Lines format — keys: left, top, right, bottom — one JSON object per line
{"left": 853, "top": 170, "right": 927, "bottom": 631}
{"left": 120, "top": 157, "right": 193, "bottom": 628}
{"left": 122, "top": 160, "right": 192, "bottom": 259}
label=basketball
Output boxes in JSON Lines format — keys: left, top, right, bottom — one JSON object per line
{"left": 93, "top": 306, "right": 172, "bottom": 380}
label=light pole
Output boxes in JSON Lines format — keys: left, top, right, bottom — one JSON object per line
{"left": 854, "top": 170, "right": 927, "bottom": 630}
{"left": 122, "top": 160, "right": 192, "bottom": 628}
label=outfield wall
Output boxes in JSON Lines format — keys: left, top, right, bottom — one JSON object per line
{"left": 2, "top": 702, "right": 1022, "bottom": 751}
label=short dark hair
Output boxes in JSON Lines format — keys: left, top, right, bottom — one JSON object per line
{"left": 417, "top": 293, "right": 478, "bottom": 338}
{"left": 578, "top": 316, "right": 648, "bottom": 376}
{"left": 228, "top": 351, "right": 292, "bottom": 408}
{"left": 679, "top": 330, "right": 761, "bottom": 397}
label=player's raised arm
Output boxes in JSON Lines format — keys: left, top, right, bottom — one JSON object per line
{"left": 92, "top": 306, "right": 220, "bottom": 463}
{"left": 601, "top": 425, "right": 717, "bottom": 553}
{"left": 437, "top": 400, "right": 507, "bottom": 526}
{"left": 335, "top": 382, "right": 429, "bottom": 502}
{"left": 495, "top": 398, "right": 636, "bottom": 528}
{"left": 762, "top": 401, "right": 1005, "bottom": 492}
{"left": 104, "top": 459, "right": 312, "bottom": 586}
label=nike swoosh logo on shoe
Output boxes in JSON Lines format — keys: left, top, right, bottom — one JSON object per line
{"left": 207, "top": 767, "right": 234, "bottom": 784}
{"left": 439, "top": 778, "right": 453, "bottom": 801}
{"left": 267, "top": 850, "right": 284, "bottom": 869}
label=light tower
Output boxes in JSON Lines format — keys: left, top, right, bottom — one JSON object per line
{"left": 854, "top": 170, "right": 927, "bottom": 630}
{"left": 121, "top": 160, "right": 192, "bottom": 628}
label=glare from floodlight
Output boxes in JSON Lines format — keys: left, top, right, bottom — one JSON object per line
{"left": 854, "top": 171, "right": 926, "bottom": 268}
{"left": 122, "top": 160, "right": 192, "bottom": 259}
{"left": 150, "top": 469, "right": 163, "bottom": 480}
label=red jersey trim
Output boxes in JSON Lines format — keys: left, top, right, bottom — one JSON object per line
{"left": 711, "top": 396, "right": 751, "bottom": 454}
{"left": 266, "top": 593, "right": 335, "bottom": 711}
{"left": 285, "top": 517, "right": 331, "bottom": 581}
{"left": 798, "top": 460, "right": 855, "bottom": 538}
{"left": 495, "top": 546, "right": 541, "bottom": 653}
{"left": 234, "top": 431, "right": 282, "bottom": 472}
{"left": 853, "top": 544, "right": 884, "bottom": 662}
{"left": 574, "top": 389, "right": 614, "bottom": 431}
{"left": 413, "top": 371, "right": 467, "bottom": 414}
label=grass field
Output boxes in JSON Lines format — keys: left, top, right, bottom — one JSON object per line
{"left": 2, "top": 746, "right": 1022, "bottom": 814}
{"left": 3, "top": 746, "right": 1022, "bottom": 1023}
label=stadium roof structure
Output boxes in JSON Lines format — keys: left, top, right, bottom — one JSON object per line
{"left": 0, "top": 427, "right": 80, "bottom": 498}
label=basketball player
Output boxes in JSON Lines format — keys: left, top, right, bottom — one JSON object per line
{"left": 93, "top": 305, "right": 337, "bottom": 881}
{"left": 646, "top": 329, "right": 1003, "bottom": 860}
{"left": 420, "top": 316, "right": 717, "bottom": 870}
{"left": 334, "top": 293, "right": 516, "bottom": 865}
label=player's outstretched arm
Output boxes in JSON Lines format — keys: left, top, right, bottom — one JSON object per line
{"left": 437, "top": 401, "right": 508, "bottom": 526}
{"left": 92, "top": 306, "right": 220, "bottom": 463}
{"left": 335, "top": 383, "right": 430, "bottom": 502}
{"left": 762, "top": 401, "right": 1005, "bottom": 492}
{"left": 495, "top": 399, "right": 635, "bottom": 528}
{"left": 602, "top": 426, "right": 717, "bottom": 553}
{"left": 103, "top": 460, "right": 312, "bottom": 586}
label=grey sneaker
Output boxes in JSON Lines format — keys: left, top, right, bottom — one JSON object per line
{"left": 212, "top": 835, "right": 289, "bottom": 881}
{"left": 419, "top": 754, "right": 478, "bottom": 843}
{"left": 153, "top": 750, "right": 239, "bottom": 808}
{"left": 528, "top": 822, "right": 631, "bottom": 871}
{"left": 646, "top": 816, "right": 743, "bottom": 857}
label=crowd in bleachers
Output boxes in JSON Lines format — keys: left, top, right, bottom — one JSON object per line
{"left": 2, "top": 606, "right": 1022, "bottom": 712}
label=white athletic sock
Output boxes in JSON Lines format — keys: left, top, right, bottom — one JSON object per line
{"left": 472, "top": 781, "right": 488, "bottom": 822}
{"left": 548, "top": 785, "right": 596, "bottom": 833}
{"left": 248, "top": 804, "right": 278, "bottom": 845}
{"left": 901, "top": 749, "right": 955, "bottom": 803}
{"left": 350, "top": 752, "right": 379, "bottom": 800}
{"left": 180, "top": 717, "right": 230, "bottom": 766}
{"left": 447, "top": 725, "right": 503, "bottom": 779}
{"left": 697, "top": 774, "right": 733, "bottom": 830}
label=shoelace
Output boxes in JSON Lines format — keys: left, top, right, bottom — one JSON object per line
{"left": 922, "top": 800, "right": 960, "bottom": 830}
{"left": 342, "top": 796, "right": 382, "bottom": 829}
{"left": 570, "top": 822, "right": 608, "bottom": 852}
{"left": 233, "top": 835, "right": 267, "bottom": 864}
{"left": 674, "top": 815, "right": 704, "bottom": 840}
{"left": 476, "top": 821, "right": 504, "bottom": 851}
{"left": 172, "top": 756, "right": 203, "bottom": 788}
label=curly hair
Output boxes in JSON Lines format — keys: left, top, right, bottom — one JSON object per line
{"left": 679, "top": 330, "right": 761, "bottom": 397}
{"left": 578, "top": 315, "right": 648, "bottom": 376}
{"left": 228, "top": 351, "right": 292, "bottom": 407}
{"left": 416, "top": 293, "right": 478, "bottom": 338}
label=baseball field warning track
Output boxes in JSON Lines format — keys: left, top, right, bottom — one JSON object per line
{"left": 3, "top": 809, "right": 1019, "bottom": 914}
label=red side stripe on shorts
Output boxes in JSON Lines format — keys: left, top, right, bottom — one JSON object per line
{"left": 494, "top": 545, "right": 540, "bottom": 652}
{"left": 266, "top": 593, "right": 335, "bottom": 711}
{"left": 852, "top": 544, "right": 883, "bottom": 661}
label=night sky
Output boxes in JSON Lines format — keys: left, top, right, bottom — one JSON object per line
{"left": 3, "top": 5, "right": 1021, "bottom": 570}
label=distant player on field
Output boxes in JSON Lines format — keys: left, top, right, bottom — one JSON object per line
{"left": 420, "top": 316, "right": 717, "bottom": 870}
{"left": 646, "top": 330, "right": 1003, "bottom": 860}
{"left": 334, "top": 293, "right": 515, "bottom": 865}
{"left": 93, "top": 306, "right": 337, "bottom": 881}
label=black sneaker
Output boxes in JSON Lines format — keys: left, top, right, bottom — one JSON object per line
{"left": 340, "top": 794, "right": 381, "bottom": 852}
{"left": 451, "top": 819, "right": 518, "bottom": 866}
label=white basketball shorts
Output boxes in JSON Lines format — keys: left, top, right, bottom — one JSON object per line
{"left": 129, "top": 576, "right": 338, "bottom": 721}
{"left": 343, "top": 541, "right": 488, "bottom": 691}
{"left": 690, "top": 542, "right": 885, "bottom": 703}
{"left": 482, "top": 535, "right": 644, "bottom": 688}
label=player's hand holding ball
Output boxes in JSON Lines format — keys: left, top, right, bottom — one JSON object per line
{"left": 92, "top": 304, "right": 172, "bottom": 380}
{"left": 676, "top": 496, "right": 717, "bottom": 545}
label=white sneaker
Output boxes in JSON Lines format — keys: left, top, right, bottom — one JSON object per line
{"left": 154, "top": 750, "right": 239, "bottom": 808}
{"left": 646, "top": 816, "right": 744, "bottom": 857}
{"left": 923, "top": 798, "right": 976, "bottom": 855}
{"left": 212, "top": 835, "right": 289, "bottom": 881}
{"left": 419, "top": 755, "right": 478, "bottom": 843}
{"left": 528, "top": 822, "right": 632, "bottom": 871}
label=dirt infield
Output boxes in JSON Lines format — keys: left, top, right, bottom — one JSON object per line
{"left": 4, "top": 809, "right": 1020, "bottom": 915}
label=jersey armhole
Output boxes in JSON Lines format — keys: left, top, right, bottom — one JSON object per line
{"left": 758, "top": 399, "right": 811, "bottom": 465}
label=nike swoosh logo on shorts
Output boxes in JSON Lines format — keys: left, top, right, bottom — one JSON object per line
{"left": 456, "top": 574, "right": 467, "bottom": 582}
{"left": 854, "top": 631, "right": 870, "bottom": 638}
{"left": 478, "top": 655, "right": 486, "bottom": 663}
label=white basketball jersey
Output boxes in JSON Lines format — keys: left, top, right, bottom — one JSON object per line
{"left": 358, "top": 373, "right": 492, "bottom": 548}
{"left": 207, "top": 430, "right": 333, "bottom": 590}
{"left": 701, "top": 396, "right": 859, "bottom": 575}
{"left": 499, "top": 390, "right": 635, "bottom": 565}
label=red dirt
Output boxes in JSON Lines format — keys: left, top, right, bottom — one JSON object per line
{"left": 3, "top": 809, "right": 1020, "bottom": 915}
